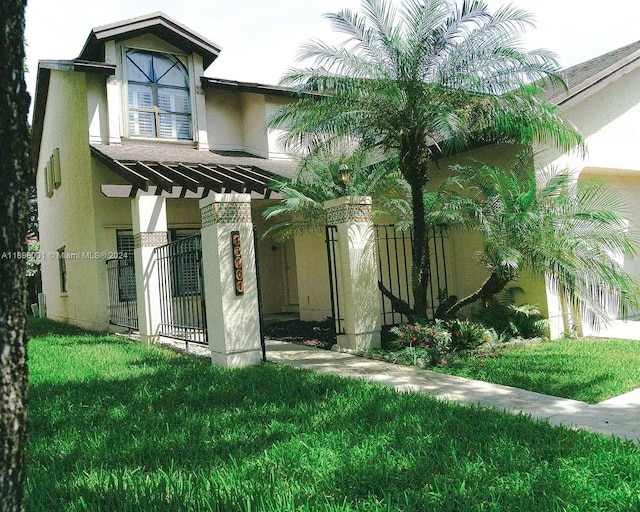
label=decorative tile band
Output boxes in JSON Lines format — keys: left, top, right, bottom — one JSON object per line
{"left": 325, "top": 203, "right": 373, "bottom": 225}
{"left": 134, "top": 231, "right": 168, "bottom": 248}
{"left": 201, "top": 201, "right": 252, "bottom": 227}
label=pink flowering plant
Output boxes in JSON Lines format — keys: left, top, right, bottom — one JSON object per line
{"left": 389, "top": 320, "right": 452, "bottom": 366}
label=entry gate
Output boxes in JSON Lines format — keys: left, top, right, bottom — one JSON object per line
{"left": 325, "top": 224, "right": 450, "bottom": 333}
{"left": 106, "top": 256, "right": 138, "bottom": 329}
{"left": 155, "top": 234, "right": 207, "bottom": 347}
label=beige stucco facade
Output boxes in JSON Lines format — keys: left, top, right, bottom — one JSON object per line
{"left": 34, "top": 15, "right": 301, "bottom": 334}
{"left": 34, "top": 13, "right": 640, "bottom": 346}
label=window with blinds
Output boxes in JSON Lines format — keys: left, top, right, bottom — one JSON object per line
{"left": 126, "top": 50, "right": 192, "bottom": 140}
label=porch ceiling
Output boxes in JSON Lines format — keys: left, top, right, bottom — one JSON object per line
{"left": 92, "top": 144, "right": 297, "bottom": 199}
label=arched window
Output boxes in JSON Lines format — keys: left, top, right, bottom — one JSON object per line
{"left": 126, "top": 50, "right": 192, "bottom": 140}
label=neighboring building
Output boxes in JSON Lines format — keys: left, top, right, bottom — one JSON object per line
{"left": 540, "top": 40, "right": 640, "bottom": 336}
{"left": 32, "top": 12, "right": 640, "bottom": 343}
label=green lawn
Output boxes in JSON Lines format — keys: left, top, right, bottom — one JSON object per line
{"left": 433, "top": 338, "right": 640, "bottom": 404}
{"left": 26, "top": 319, "right": 640, "bottom": 511}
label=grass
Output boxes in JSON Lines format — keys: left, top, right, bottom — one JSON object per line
{"left": 26, "top": 318, "right": 640, "bottom": 511}
{"left": 432, "top": 338, "right": 640, "bottom": 404}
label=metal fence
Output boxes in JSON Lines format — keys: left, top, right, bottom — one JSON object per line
{"left": 325, "top": 225, "right": 345, "bottom": 336}
{"left": 106, "top": 256, "right": 138, "bottom": 329}
{"left": 375, "top": 224, "right": 449, "bottom": 325}
{"left": 375, "top": 224, "right": 413, "bottom": 326}
{"left": 154, "top": 234, "right": 207, "bottom": 347}
{"left": 325, "top": 223, "right": 450, "bottom": 332}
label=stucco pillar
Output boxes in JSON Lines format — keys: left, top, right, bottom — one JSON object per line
{"left": 200, "top": 193, "right": 262, "bottom": 367}
{"left": 132, "top": 196, "right": 167, "bottom": 343}
{"left": 105, "top": 76, "right": 122, "bottom": 145}
{"left": 324, "top": 196, "right": 381, "bottom": 350}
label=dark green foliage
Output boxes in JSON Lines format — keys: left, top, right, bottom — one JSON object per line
{"left": 448, "top": 319, "right": 494, "bottom": 350}
{"left": 441, "top": 152, "right": 640, "bottom": 325}
{"left": 469, "top": 289, "right": 548, "bottom": 340}
{"left": 263, "top": 148, "right": 410, "bottom": 240}
{"left": 270, "top": 0, "right": 583, "bottom": 319}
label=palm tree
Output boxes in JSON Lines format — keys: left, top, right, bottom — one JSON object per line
{"left": 270, "top": 0, "right": 583, "bottom": 318}
{"left": 263, "top": 145, "right": 410, "bottom": 239}
{"left": 440, "top": 150, "right": 640, "bottom": 327}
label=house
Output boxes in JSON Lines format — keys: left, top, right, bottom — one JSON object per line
{"left": 539, "top": 40, "right": 640, "bottom": 337}
{"left": 33, "top": 13, "right": 302, "bottom": 334}
{"left": 32, "top": 12, "right": 640, "bottom": 364}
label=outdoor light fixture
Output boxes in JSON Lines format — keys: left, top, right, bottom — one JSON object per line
{"left": 339, "top": 164, "right": 350, "bottom": 184}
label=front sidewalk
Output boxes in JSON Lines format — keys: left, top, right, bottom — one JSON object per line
{"left": 266, "top": 340, "right": 640, "bottom": 443}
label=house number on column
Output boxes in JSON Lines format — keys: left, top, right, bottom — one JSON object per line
{"left": 231, "top": 231, "right": 244, "bottom": 295}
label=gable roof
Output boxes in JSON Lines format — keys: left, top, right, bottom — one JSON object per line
{"left": 549, "top": 40, "right": 640, "bottom": 107}
{"left": 92, "top": 144, "right": 297, "bottom": 199}
{"left": 78, "top": 12, "right": 221, "bottom": 69}
{"left": 32, "top": 59, "right": 117, "bottom": 170}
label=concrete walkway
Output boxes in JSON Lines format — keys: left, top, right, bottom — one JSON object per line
{"left": 266, "top": 340, "right": 640, "bottom": 443}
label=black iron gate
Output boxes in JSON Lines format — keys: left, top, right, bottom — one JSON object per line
{"left": 325, "top": 224, "right": 450, "bottom": 332}
{"left": 376, "top": 224, "right": 449, "bottom": 325}
{"left": 155, "top": 234, "right": 207, "bottom": 347}
{"left": 106, "top": 256, "right": 138, "bottom": 329}
{"left": 325, "top": 225, "right": 345, "bottom": 336}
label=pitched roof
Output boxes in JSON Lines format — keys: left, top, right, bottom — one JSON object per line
{"left": 78, "top": 12, "right": 221, "bottom": 69}
{"left": 549, "top": 40, "right": 640, "bottom": 107}
{"left": 92, "top": 144, "right": 297, "bottom": 199}
{"left": 32, "top": 60, "right": 117, "bottom": 170}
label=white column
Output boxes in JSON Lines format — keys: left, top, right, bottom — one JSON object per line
{"left": 324, "top": 196, "right": 381, "bottom": 350}
{"left": 132, "top": 196, "right": 167, "bottom": 343}
{"left": 200, "top": 193, "right": 262, "bottom": 367}
{"left": 104, "top": 41, "right": 122, "bottom": 145}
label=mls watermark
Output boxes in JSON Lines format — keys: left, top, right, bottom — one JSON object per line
{"left": 1, "top": 251, "right": 129, "bottom": 261}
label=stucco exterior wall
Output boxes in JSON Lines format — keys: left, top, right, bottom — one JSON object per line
{"left": 294, "top": 232, "right": 332, "bottom": 321}
{"left": 206, "top": 88, "right": 243, "bottom": 152}
{"left": 265, "top": 96, "right": 291, "bottom": 159}
{"left": 542, "top": 66, "right": 640, "bottom": 336}
{"left": 87, "top": 74, "right": 109, "bottom": 144}
{"left": 37, "top": 69, "right": 108, "bottom": 330}
{"left": 251, "top": 202, "right": 298, "bottom": 315}
{"left": 241, "top": 93, "right": 269, "bottom": 158}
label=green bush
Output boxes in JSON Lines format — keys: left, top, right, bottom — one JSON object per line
{"left": 448, "top": 319, "right": 495, "bottom": 350}
{"left": 388, "top": 319, "right": 497, "bottom": 367}
{"left": 470, "top": 288, "right": 548, "bottom": 341}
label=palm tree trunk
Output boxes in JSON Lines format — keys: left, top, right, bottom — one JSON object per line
{"left": 410, "top": 176, "right": 430, "bottom": 317}
{"left": 0, "top": 1, "right": 30, "bottom": 510}
{"left": 441, "top": 272, "right": 510, "bottom": 319}
{"left": 401, "top": 138, "right": 430, "bottom": 319}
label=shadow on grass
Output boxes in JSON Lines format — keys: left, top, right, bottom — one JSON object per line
{"left": 26, "top": 321, "right": 640, "bottom": 511}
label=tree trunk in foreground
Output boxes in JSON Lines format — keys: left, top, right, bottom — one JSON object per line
{"left": 401, "top": 138, "right": 431, "bottom": 320}
{"left": 0, "top": 1, "right": 31, "bottom": 510}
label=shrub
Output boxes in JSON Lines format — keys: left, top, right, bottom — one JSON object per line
{"left": 389, "top": 320, "right": 454, "bottom": 366}
{"left": 448, "top": 319, "right": 494, "bottom": 351}
{"left": 470, "top": 288, "right": 548, "bottom": 341}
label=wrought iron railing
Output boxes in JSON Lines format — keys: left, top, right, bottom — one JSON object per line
{"left": 106, "top": 256, "right": 138, "bottom": 329}
{"left": 154, "top": 234, "right": 207, "bottom": 346}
